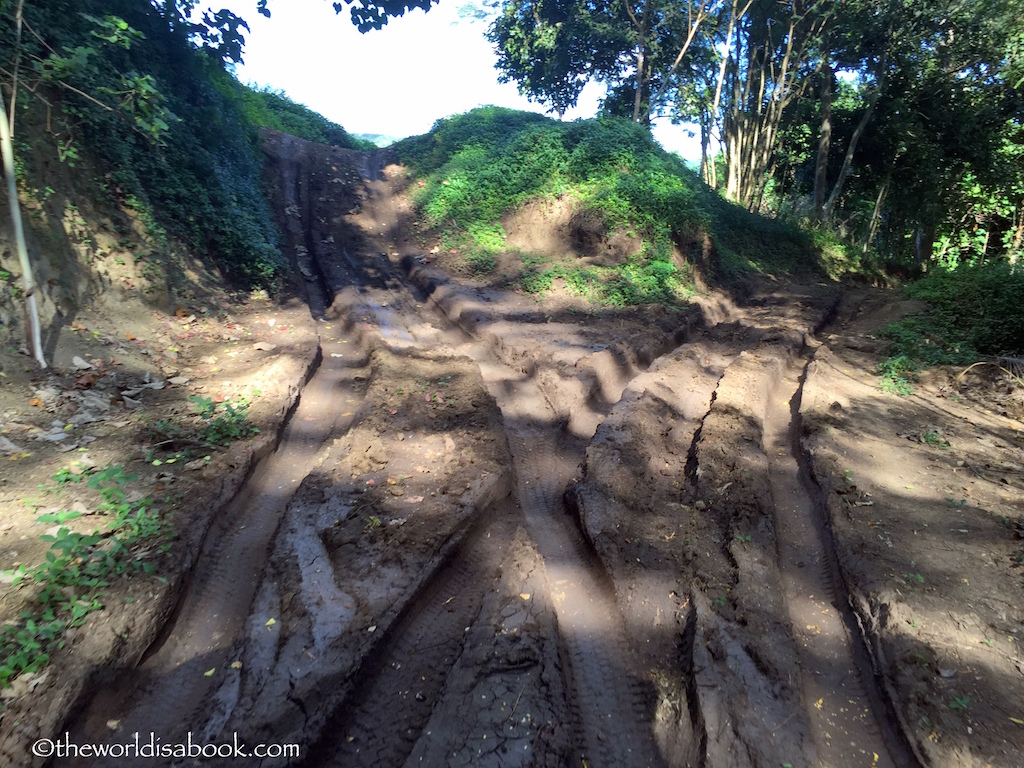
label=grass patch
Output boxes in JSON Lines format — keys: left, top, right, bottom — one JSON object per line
{"left": 517, "top": 253, "right": 693, "bottom": 307}
{"left": 397, "top": 107, "right": 832, "bottom": 297}
{"left": 876, "top": 262, "right": 1024, "bottom": 394}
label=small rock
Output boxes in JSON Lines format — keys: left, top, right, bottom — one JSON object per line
{"left": 0, "top": 436, "right": 24, "bottom": 454}
{"left": 71, "top": 356, "right": 94, "bottom": 370}
{"left": 253, "top": 342, "right": 277, "bottom": 352}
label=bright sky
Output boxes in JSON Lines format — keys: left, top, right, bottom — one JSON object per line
{"left": 200, "top": 0, "right": 702, "bottom": 161}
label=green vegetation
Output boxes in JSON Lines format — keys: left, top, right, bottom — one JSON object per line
{"left": 218, "top": 82, "right": 375, "bottom": 150}
{"left": 878, "top": 262, "right": 1024, "bottom": 394}
{"left": 903, "top": 264, "right": 1024, "bottom": 360}
{"left": 878, "top": 354, "right": 917, "bottom": 396}
{"left": 485, "top": 0, "right": 1023, "bottom": 274}
{"left": 1, "top": 466, "right": 168, "bottom": 691}
{"left": 1, "top": 1, "right": 368, "bottom": 287}
{"left": 398, "top": 107, "right": 826, "bottom": 304}
{"left": 190, "top": 392, "right": 260, "bottom": 446}
{"left": 146, "top": 392, "right": 259, "bottom": 456}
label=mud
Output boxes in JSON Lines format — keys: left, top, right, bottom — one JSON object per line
{"left": 12, "top": 131, "right": 1017, "bottom": 768}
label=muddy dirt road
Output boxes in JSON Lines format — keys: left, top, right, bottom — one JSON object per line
{"left": 49, "top": 133, "right": 1024, "bottom": 768}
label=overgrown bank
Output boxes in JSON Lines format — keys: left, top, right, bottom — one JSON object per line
{"left": 1, "top": 0, "right": 367, "bottom": 295}
{"left": 395, "top": 107, "right": 848, "bottom": 303}
{"left": 878, "top": 263, "right": 1024, "bottom": 394}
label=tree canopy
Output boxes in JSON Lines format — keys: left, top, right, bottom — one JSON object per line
{"left": 487, "top": 0, "right": 1024, "bottom": 269}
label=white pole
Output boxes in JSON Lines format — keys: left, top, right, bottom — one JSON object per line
{"left": 0, "top": 92, "right": 48, "bottom": 369}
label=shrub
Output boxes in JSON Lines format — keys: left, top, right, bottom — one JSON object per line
{"left": 397, "top": 107, "right": 827, "bottom": 297}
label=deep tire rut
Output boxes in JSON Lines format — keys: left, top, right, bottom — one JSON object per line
{"left": 63, "top": 308, "right": 367, "bottom": 768}
{"left": 512, "top": 430, "right": 662, "bottom": 768}
{"left": 302, "top": 502, "right": 520, "bottom": 768}
{"left": 764, "top": 346, "right": 902, "bottom": 767}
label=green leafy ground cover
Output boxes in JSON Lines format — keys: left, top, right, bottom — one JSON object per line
{"left": 396, "top": 107, "right": 836, "bottom": 305}
{"left": 2, "top": 1, "right": 367, "bottom": 287}
{"left": 879, "top": 263, "right": 1024, "bottom": 393}
{"left": 0, "top": 466, "right": 169, "bottom": 691}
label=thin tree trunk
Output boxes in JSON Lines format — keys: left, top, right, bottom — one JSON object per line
{"left": 629, "top": 0, "right": 652, "bottom": 123}
{"left": 9, "top": 0, "right": 24, "bottom": 137}
{"left": 699, "top": 113, "right": 710, "bottom": 184}
{"left": 813, "top": 56, "right": 832, "bottom": 219}
{"left": 823, "top": 50, "right": 887, "bottom": 220}
{"left": 1012, "top": 199, "right": 1023, "bottom": 257}
{"left": 863, "top": 173, "right": 889, "bottom": 253}
{"left": 0, "top": 94, "right": 47, "bottom": 368}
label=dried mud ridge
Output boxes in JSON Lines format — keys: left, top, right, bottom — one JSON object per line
{"left": 51, "top": 134, "right": 924, "bottom": 768}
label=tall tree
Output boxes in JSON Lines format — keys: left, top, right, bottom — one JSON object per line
{"left": 717, "top": 0, "right": 833, "bottom": 209}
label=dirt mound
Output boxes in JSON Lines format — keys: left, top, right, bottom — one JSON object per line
{"left": 502, "top": 196, "right": 641, "bottom": 265}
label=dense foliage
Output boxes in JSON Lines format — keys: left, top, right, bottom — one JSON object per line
{"left": 485, "top": 0, "right": 1024, "bottom": 275}
{"left": 398, "top": 106, "right": 828, "bottom": 302}
{"left": 1, "top": 0, "right": 365, "bottom": 285}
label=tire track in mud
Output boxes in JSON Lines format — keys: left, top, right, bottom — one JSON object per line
{"left": 763, "top": 346, "right": 898, "bottom": 767}
{"left": 64, "top": 333, "right": 369, "bottom": 765}
{"left": 301, "top": 502, "right": 521, "bottom": 768}
{"left": 327, "top": 164, "right": 667, "bottom": 764}
{"left": 696, "top": 313, "right": 917, "bottom": 767}
{"left": 780, "top": 345, "right": 923, "bottom": 768}
{"left": 60, "top": 139, "right": 374, "bottom": 766}
{"left": 508, "top": 427, "right": 662, "bottom": 768}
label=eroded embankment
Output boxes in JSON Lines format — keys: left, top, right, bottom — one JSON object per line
{"left": 801, "top": 293, "right": 1024, "bottom": 767}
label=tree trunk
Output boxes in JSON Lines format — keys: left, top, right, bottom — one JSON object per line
{"left": 823, "top": 51, "right": 888, "bottom": 221}
{"left": 1012, "top": 199, "right": 1023, "bottom": 261}
{"left": 699, "top": 112, "right": 711, "bottom": 185}
{"left": 630, "top": 0, "right": 652, "bottom": 123}
{"left": 863, "top": 173, "right": 890, "bottom": 254}
{"left": 822, "top": 93, "right": 877, "bottom": 220}
{"left": 0, "top": 93, "right": 47, "bottom": 368}
{"left": 813, "top": 57, "right": 832, "bottom": 219}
